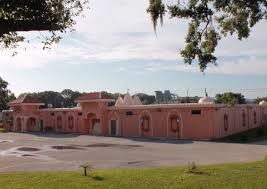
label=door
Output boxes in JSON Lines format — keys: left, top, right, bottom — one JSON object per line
{"left": 91, "top": 119, "right": 101, "bottom": 135}
{"left": 40, "top": 120, "right": 44, "bottom": 132}
{"left": 110, "top": 120, "right": 117, "bottom": 136}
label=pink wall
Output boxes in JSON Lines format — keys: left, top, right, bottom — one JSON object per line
{"left": 2, "top": 101, "right": 267, "bottom": 140}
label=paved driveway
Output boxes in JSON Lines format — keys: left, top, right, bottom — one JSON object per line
{"left": 0, "top": 133, "right": 266, "bottom": 172}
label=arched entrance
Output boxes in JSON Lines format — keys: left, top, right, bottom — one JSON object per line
{"left": 139, "top": 111, "right": 153, "bottom": 137}
{"left": 167, "top": 112, "right": 181, "bottom": 139}
{"left": 26, "top": 117, "right": 38, "bottom": 132}
{"left": 16, "top": 117, "right": 22, "bottom": 132}
{"left": 87, "top": 113, "right": 101, "bottom": 136}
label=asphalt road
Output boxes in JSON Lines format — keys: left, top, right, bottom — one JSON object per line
{"left": 0, "top": 133, "right": 266, "bottom": 172}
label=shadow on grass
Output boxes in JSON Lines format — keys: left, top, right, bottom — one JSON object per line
{"left": 90, "top": 175, "right": 104, "bottom": 181}
{"left": 185, "top": 171, "right": 211, "bottom": 176}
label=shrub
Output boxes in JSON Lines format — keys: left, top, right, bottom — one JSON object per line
{"left": 240, "top": 134, "right": 248, "bottom": 142}
{"left": 80, "top": 163, "right": 93, "bottom": 176}
{"left": 185, "top": 162, "right": 197, "bottom": 173}
{"left": 256, "top": 127, "right": 265, "bottom": 137}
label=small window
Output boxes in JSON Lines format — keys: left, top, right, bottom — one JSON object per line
{"left": 50, "top": 113, "right": 55, "bottom": 116}
{"left": 254, "top": 111, "right": 257, "bottom": 124}
{"left": 242, "top": 111, "right": 246, "bottom": 127}
{"left": 78, "top": 112, "right": 83, "bottom": 116}
{"left": 126, "top": 111, "right": 133, "bottom": 116}
{"left": 224, "top": 114, "right": 229, "bottom": 131}
{"left": 191, "top": 110, "right": 201, "bottom": 115}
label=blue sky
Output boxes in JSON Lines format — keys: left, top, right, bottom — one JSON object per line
{"left": 0, "top": 0, "right": 267, "bottom": 98}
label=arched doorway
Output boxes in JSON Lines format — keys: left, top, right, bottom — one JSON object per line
{"left": 167, "top": 113, "right": 181, "bottom": 139}
{"left": 16, "top": 117, "right": 22, "bottom": 132}
{"left": 87, "top": 113, "right": 101, "bottom": 136}
{"left": 26, "top": 117, "right": 38, "bottom": 132}
{"left": 139, "top": 111, "right": 152, "bottom": 137}
{"left": 68, "top": 116, "right": 74, "bottom": 131}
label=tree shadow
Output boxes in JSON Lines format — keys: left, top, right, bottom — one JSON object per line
{"left": 185, "top": 171, "right": 211, "bottom": 176}
{"left": 126, "top": 137, "right": 194, "bottom": 145}
{"left": 90, "top": 175, "right": 104, "bottom": 181}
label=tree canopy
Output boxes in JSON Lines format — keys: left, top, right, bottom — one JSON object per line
{"left": 215, "top": 92, "right": 246, "bottom": 105}
{"left": 147, "top": 0, "right": 267, "bottom": 71}
{"left": 0, "top": 0, "right": 88, "bottom": 49}
{"left": 0, "top": 77, "right": 15, "bottom": 111}
{"left": 255, "top": 97, "right": 267, "bottom": 104}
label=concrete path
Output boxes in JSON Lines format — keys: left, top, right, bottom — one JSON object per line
{"left": 0, "top": 133, "right": 266, "bottom": 172}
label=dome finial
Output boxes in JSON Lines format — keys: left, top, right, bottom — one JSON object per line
{"left": 205, "top": 88, "right": 208, "bottom": 97}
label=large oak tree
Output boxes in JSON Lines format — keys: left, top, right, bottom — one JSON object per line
{"left": 0, "top": 77, "right": 15, "bottom": 111}
{"left": 147, "top": 0, "right": 267, "bottom": 71}
{"left": 0, "top": 0, "right": 88, "bottom": 49}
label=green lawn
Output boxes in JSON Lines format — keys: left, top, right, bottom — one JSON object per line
{"left": 0, "top": 159, "right": 267, "bottom": 189}
{"left": 0, "top": 127, "right": 6, "bottom": 133}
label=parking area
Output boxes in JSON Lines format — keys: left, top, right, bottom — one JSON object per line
{"left": 0, "top": 132, "right": 266, "bottom": 172}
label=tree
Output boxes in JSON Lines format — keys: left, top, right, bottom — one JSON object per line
{"left": 0, "top": 0, "right": 88, "bottom": 50}
{"left": 215, "top": 92, "right": 246, "bottom": 105}
{"left": 135, "top": 93, "right": 156, "bottom": 105}
{"left": 31, "top": 91, "right": 65, "bottom": 108}
{"left": 0, "top": 77, "right": 15, "bottom": 111}
{"left": 255, "top": 97, "right": 267, "bottom": 104}
{"left": 61, "top": 89, "right": 82, "bottom": 107}
{"left": 147, "top": 0, "right": 267, "bottom": 71}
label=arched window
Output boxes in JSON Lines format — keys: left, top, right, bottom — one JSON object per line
{"left": 57, "top": 116, "right": 62, "bottom": 129}
{"left": 242, "top": 111, "right": 246, "bottom": 127}
{"left": 224, "top": 114, "right": 229, "bottom": 131}
{"left": 169, "top": 115, "right": 180, "bottom": 133}
{"left": 141, "top": 115, "right": 150, "bottom": 132}
{"left": 254, "top": 111, "right": 257, "bottom": 124}
{"left": 68, "top": 116, "right": 74, "bottom": 130}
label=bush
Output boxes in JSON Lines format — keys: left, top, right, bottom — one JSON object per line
{"left": 240, "top": 135, "right": 248, "bottom": 142}
{"left": 256, "top": 128, "right": 265, "bottom": 137}
{"left": 80, "top": 163, "right": 93, "bottom": 176}
{"left": 185, "top": 162, "right": 197, "bottom": 173}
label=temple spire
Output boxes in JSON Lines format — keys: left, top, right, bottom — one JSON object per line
{"left": 205, "top": 88, "right": 208, "bottom": 97}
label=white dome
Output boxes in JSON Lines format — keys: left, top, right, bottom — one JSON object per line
{"left": 259, "top": 100, "right": 267, "bottom": 106}
{"left": 115, "top": 96, "right": 123, "bottom": 107}
{"left": 198, "top": 96, "right": 215, "bottom": 104}
{"left": 123, "top": 93, "right": 133, "bottom": 106}
{"left": 133, "top": 95, "right": 142, "bottom": 105}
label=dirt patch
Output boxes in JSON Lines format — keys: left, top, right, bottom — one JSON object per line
{"left": 72, "top": 143, "right": 143, "bottom": 148}
{"left": 51, "top": 146, "right": 84, "bottom": 150}
{"left": 0, "top": 140, "right": 13, "bottom": 143}
{"left": 127, "top": 161, "right": 145, "bottom": 164}
{"left": 17, "top": 147, "right": 40, "bottom": 152}
{"left": 22, "top": 154, "right": 37, "bottom": 157}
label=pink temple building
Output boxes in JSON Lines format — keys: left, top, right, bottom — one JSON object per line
{"left": 2, "top": 92, "right": 267, "bottom": 140}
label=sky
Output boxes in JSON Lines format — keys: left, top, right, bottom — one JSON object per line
{"left": 0, "top": 0, "right": 267, "bottom": 98}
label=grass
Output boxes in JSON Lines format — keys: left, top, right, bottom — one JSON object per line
{"left": 0, "top": 159, "right": 267, "bottom": 189}
{"left": 0, "top": 127, "right": 6, "bottom": 133}
{"left": 0, "top": 123, "right": 7, "bottom": 132}
{"left": 218, "top": 125, "right": 267, "bottom": 143}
